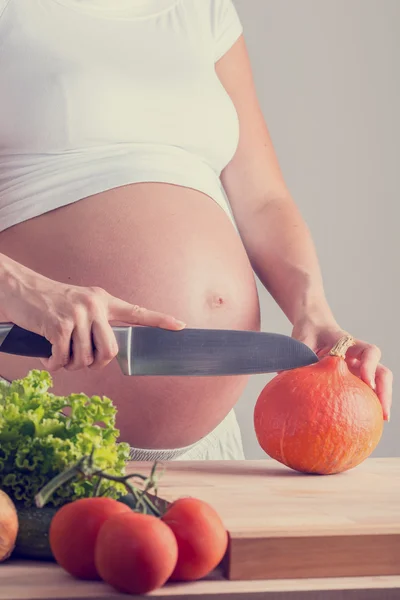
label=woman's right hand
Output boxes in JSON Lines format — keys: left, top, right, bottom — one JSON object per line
{"left": 0, "top": 256, "right": 186, "bottom": 372}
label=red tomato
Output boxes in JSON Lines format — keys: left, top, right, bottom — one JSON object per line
{"left": 162, "top": 497, "right": 228, "bottom": 581}
{"left": 95, "top": 512, "right": 178, "bottom": 595}
{"left": 49, "top": 497, "right": 130, "bottom": 580}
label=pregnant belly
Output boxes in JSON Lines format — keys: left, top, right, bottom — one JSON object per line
{"left": 0, "top": 183, "right": 260, "bottom": 448}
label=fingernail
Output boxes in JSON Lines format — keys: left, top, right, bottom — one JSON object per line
{"left": 387, "top": 414, "right": 390, "bottom": 423}
{"left": 175, "top": 320, "right": 186, "bottom": 328}
{"left": 370, "top": 379, "right": 376, "bottom": 390}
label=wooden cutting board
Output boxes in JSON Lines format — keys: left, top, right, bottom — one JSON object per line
{"left": 2, "top": 457, "right": 400, "bottom": 600}
{"left": 127, "top": 457, "right": 400, "bottom": 581}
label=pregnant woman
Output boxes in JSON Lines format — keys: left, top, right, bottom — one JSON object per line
{"left": 0, "top": 0, "right": 392, "bottom": 460}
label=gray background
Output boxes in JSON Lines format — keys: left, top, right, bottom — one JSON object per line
{"left": 232, "top": 0, "right": 399, "bottom": 459}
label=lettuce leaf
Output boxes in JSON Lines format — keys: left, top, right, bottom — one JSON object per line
{"left": 0, "top": 370, "right": 130, "bottom": 506}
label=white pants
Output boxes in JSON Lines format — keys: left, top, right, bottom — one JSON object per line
{"left": 128, "top": 409, "right": 245, "bottom": 461}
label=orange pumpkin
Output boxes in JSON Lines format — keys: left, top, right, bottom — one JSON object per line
{"left": 254, "top": 335, "right": 384, "bottom": 475}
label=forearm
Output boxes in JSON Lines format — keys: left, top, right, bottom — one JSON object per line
{"left": 0, "top": 253, "right": 30, "bottom": 319}
{"left": 0, "top": 252, "right": 22, "bottom": 294}
{"left": 0, "top": 253, "right": 48, "bottom": 316}
{"left": 234, "top": 197, "right": 337, "bottom": 328}
{"left": 0, "top": 252, "right": 35, "bottom": 291}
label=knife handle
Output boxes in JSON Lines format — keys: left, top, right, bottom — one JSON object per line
{"left": 0, "top": 325, "right": 53, "bottom": 358}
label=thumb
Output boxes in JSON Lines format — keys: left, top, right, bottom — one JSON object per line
{"left": 291, "top": 326, "right": 318, "bottom": 351}
{"left": 293, "top": 331, "right": 332, "bottom": 358}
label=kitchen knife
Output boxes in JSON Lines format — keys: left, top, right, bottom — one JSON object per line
{"left": 0, "top": 323, "right": 318, "bottom": 376}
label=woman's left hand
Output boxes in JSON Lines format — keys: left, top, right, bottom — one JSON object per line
{"left": 292, "top": 321, "right": 393, "bottom": 422}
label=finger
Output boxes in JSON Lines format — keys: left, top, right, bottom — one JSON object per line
{"left": 341, "top": 357, "right": 391, "bottom": 421}
{"left": 346, "top": 357, "right": 361, "bottom": 378}
{"left": 347, "top": 343, "right": 381, "bottom": 389}
{"left": 375, "top": 364, "right": 393, "bottom": 422}
{"left": 109, "top": 299, "right": 186, "bottom": 330}
{"left": 89, "top": 319, "right": 119, "bottom": 370}
{"left": 65, "top": 322, "right": 94, "bottom": 371}
{"left": 359, "top": 345, "right": 382, "bottom": 390}
{"left": 41, "top": 324, "right": 73, "bottom": 372}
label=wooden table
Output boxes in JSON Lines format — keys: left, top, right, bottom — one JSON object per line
{"left": 1, "top": 458, "right": 400, "bottom": 599}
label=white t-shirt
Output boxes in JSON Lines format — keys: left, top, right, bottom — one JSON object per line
{"left": 0, "top": 0, "right": 243, "bottom": 231}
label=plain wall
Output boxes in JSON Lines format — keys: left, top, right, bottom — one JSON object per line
{"left": 232, "top": 0, "right": 399, "bottom": 459}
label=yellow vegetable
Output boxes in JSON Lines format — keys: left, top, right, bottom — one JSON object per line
{"left": 0, "top": 490, "right": 18, "bottom": 562}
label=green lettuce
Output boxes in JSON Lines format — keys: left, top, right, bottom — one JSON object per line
{"left": 0, "top": 370, "right": 130, "bottom": 507}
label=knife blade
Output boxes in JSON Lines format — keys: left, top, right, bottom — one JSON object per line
{"left": 0, "top": 324, "right": 318, "bottom": 376}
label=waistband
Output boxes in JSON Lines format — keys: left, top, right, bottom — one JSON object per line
{"left": 0, "top": 374, "right": 236, "bottom": 462}
{"left": 128, "top": 409, "right": 237, "bottom": 461}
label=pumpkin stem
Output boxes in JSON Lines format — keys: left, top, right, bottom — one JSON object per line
{"left": 329, "top": 334, "right": 356, "bottom": 359}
